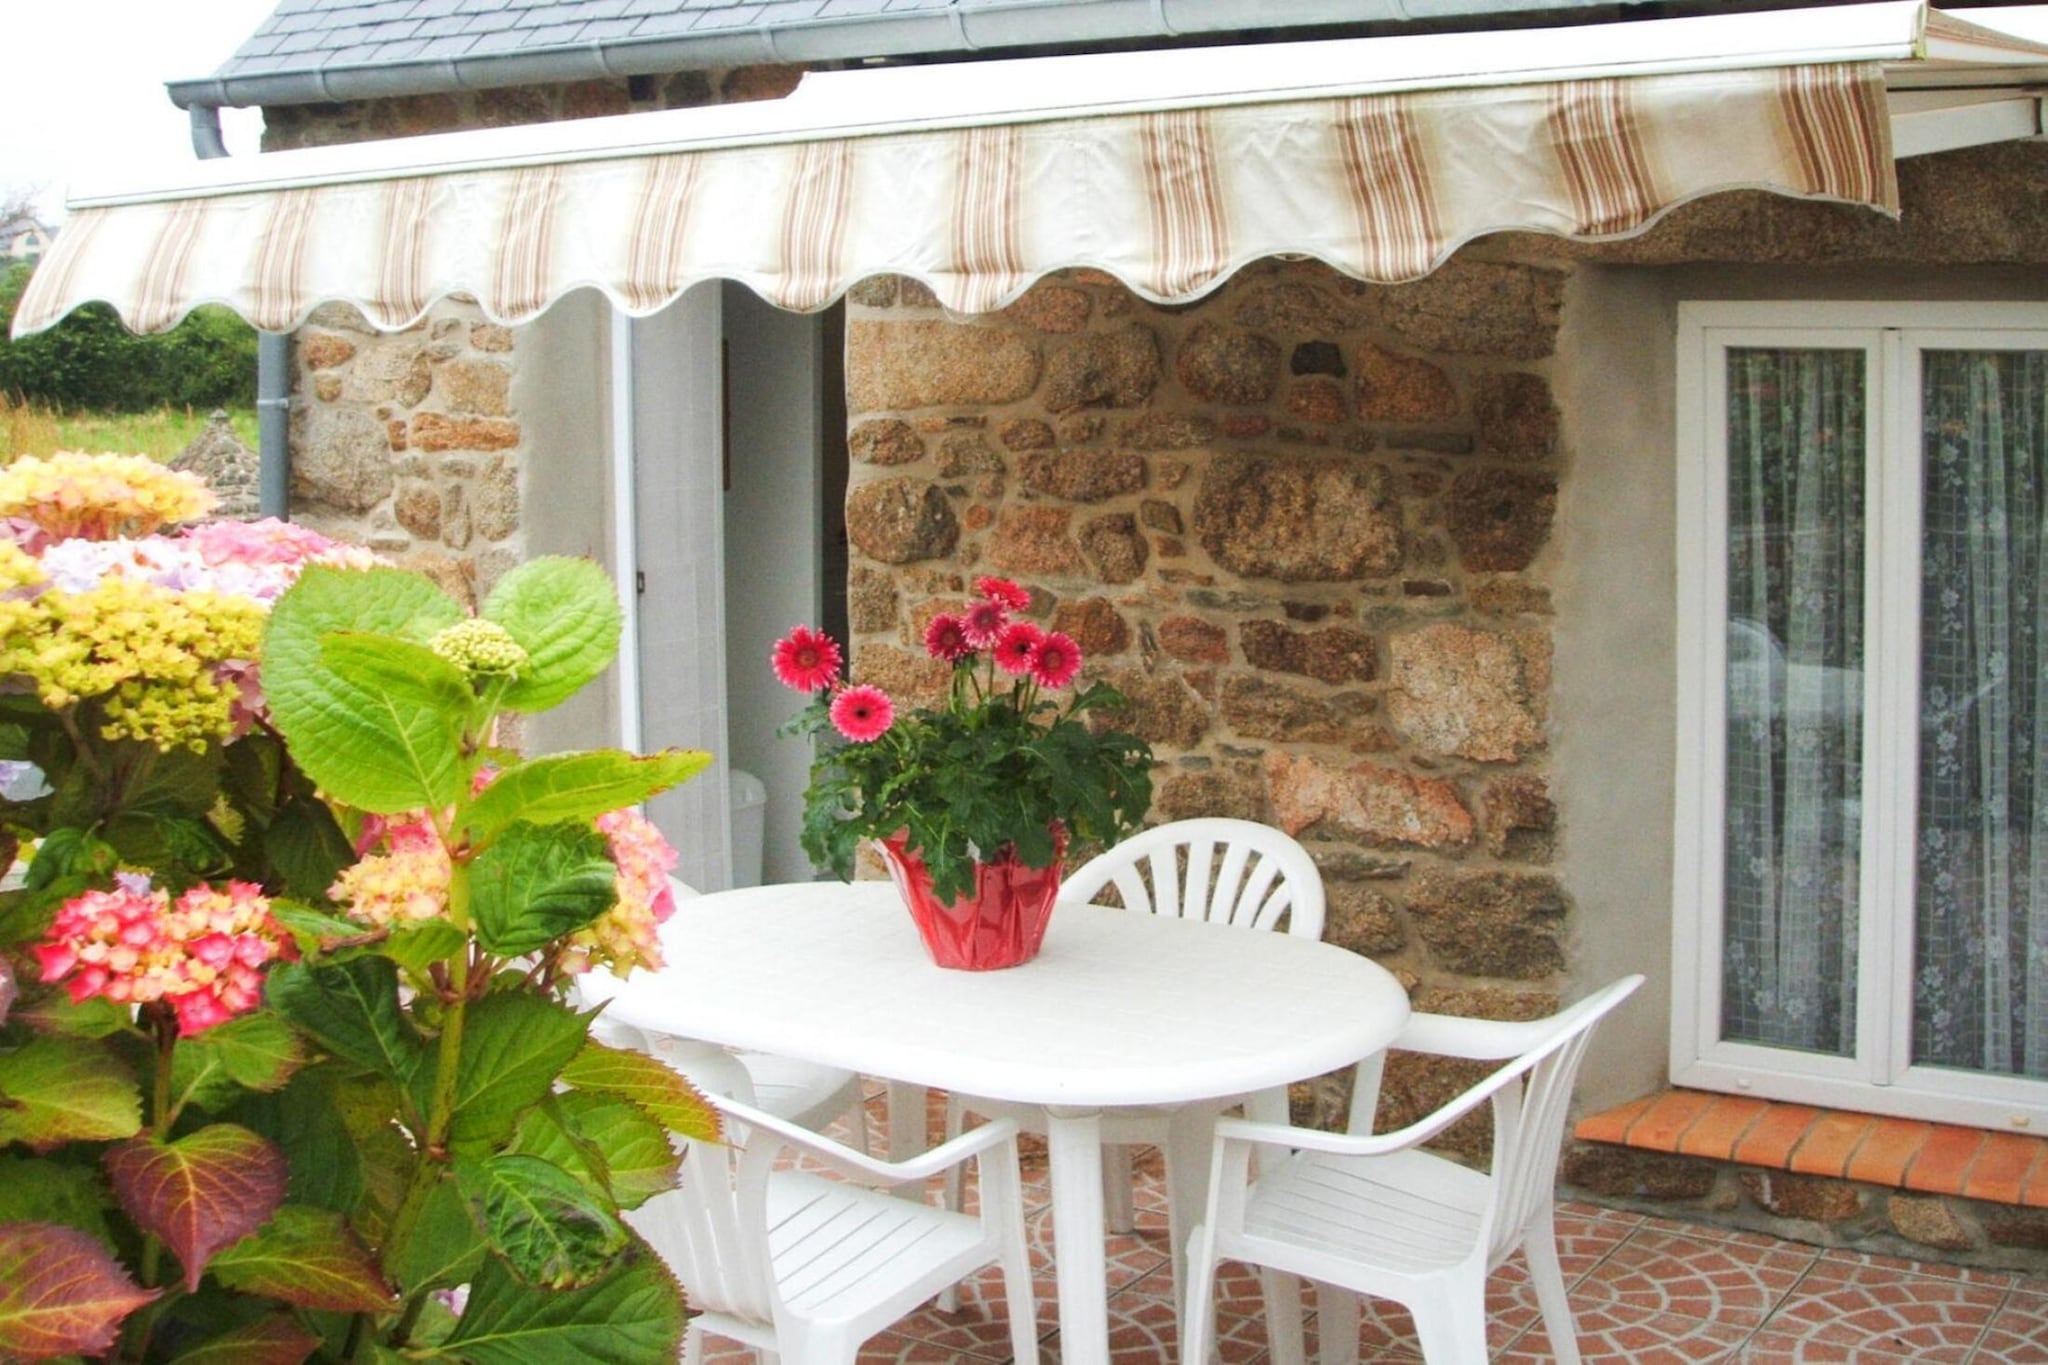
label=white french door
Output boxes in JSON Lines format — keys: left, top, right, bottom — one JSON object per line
{"left": 1673, "top": 301, "right": 2048, "bottom": 1134}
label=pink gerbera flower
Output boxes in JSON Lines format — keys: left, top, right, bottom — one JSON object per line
{"left": 975, "top": 576, "right": 1031, "bottom": 611}
{"left": 772, "top": 625, "right": 843, "bottom": 692}
{"left": 1029, "top": 631, "right": 1084, "bottom": 689}
{"left": 829, "top": 684, "right": 896, "bottom": 743}
{"left": 993, "top": 621, "right": 1046, "bottom": 675}
{"left": 961, "top": 598, "right": 1009, "bottom": 648}
{"left": 923, "top": 613, "right": 974, "bottom": 663}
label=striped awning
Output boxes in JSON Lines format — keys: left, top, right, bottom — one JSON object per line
{"left": 20, "top": 0, "right": 2043, "bottom": 337}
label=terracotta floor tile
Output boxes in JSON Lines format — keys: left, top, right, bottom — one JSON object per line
{"left": 1789, "top": 1111, "right": 1881, "bottom": 1179}
{"left": 1732, "top": 1103, "right": 1828, "bottom": 1167}
{"left": 1962, "top": 1133, "right": 2044, "bottom": 1206}
{"left": 1971, "top": 1286, "right": 2048, "bottom": 1363}
{"left": 1906, "top": 1125, "right": 1989, "bottom": 1198}
{"left": 1573, "top": 1227, "right": 1816, "bottom": 1331}
{"left": 1762, "top": 1257, "right": 2008, "bottom": 1363}
{"left": 1575, "top": 1094, "right": 1661, "bottom": 1145}
{"left": 1843, "top": 1118, "right": 1936, "bottom": 1188}
{"left": 1734, "top": 1329, "right": 1925, "bottom": 1362}
{"left": 1677, "top": 1094, "right": 1774, "bottom": 1161}
{"left": 1493, "top": 1305, "right": 1751, "bottom": 1362}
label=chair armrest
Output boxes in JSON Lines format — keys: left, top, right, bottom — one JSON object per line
{"left": 712, "top": 1093, "right": 1020, "bottom": 1187}
{"left": 1214, "top": 1040, "right": 1524, "bottom": 1160}
{"left": 1393, "top": 1010, "right": 1562, "bottom": 1062}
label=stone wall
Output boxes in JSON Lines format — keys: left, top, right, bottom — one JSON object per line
{"left": 839, "top": 257, "right": 1571, "bottom": 1141}
{"left": 286, "top": 302, "right": 524, "bottom": 610}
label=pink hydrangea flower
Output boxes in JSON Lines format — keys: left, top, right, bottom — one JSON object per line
{"left": 1029, "top": 631, "right": 1084, "bottom": 689}
{"left": 975, "top": 576, "right": 1031, "bottom": 611}
{"left": 331, "top": 813, "right": 452, "bottom": 928}
{"left": 993, "top": 621, "right": 1045, "bottom": 675}
{"left": 772, "top": 626, "right": 843, "bottom": 692}
{"left": 923, "top": 613, "right": 974, "bottom": 663}
{"left": 35, "top": 876, "right": 292, "bottom": 1036}
{"left": 567, "top": 807, "right": 682, "bottom": 975}
{"left": 830, "top": 684, "right": 895, "bottom": 743}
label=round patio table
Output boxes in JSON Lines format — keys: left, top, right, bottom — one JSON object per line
{"left": 597, "top": 880, "right": 1409, "bottom": 1365}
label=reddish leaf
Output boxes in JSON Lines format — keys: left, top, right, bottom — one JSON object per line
{"left": 105, "top": 1124, "right": 287, "bottom": 1292}
{"left": 210, "top": 1206, "right": 396, "bottom": 1313}
{"left": 164, "top": 1313, "right": 321, "bottom": 1365}
{"left": 0, "top": 1221, "right": 159, "bottom": 1360}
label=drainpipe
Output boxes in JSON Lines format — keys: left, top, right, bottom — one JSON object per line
{"left": 190, "top": 105, "right": 291, "bottom": 520}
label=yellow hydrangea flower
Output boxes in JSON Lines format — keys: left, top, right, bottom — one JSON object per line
{"left": 0, "top": 452, "right": 216, "bottom": 542}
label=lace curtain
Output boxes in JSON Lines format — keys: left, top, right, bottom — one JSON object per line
{"left": 1721, "top": 348, "right": 1866, "bottom": 1056}
{"left": 1916, "top": 351, "right": 2048, "bottom": 1081}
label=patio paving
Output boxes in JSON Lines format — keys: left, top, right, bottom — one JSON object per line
{"left": 688, "top": 1089, "right": 2048, "bottom": 1364}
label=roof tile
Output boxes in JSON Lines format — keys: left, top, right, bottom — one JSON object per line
{"left": 815, "top": 0, "right": 891, "bottom": 17}
{"left": 414, "top": 15, "right": 473, "bottom": 36}
{"left": 466, "top": 27, "right": 534, "bottom": 52}
{"left": 691, "top": 4, "right": 766, "bottom": 29}
{"left": 576, "top": 17, "right": 640, "bottom": 40}
{"left": 628, "top": 10, "right": 705, "bottom": 37}
{"left": 407, "top": 0, "right": 465, "bottom": 15}
{"left": 415, "top": 33, "right": 484, "bottom": 57}
{"left": 522, "top": 21, "right": 587, "bottom": 41}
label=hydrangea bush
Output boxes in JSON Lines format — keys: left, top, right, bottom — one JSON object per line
{"left": 0, "top": 454, "right": 711, "bottom": 1361}
{"left": 777, "top": 575, "right": 1154, "bottom": 903}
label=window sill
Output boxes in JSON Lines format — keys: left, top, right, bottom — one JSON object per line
{"left": 1574, "top": 1089, "right": 2048, "bottom": 1208}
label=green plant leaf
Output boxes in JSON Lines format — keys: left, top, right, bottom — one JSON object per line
{"left": 443, "top": 1238, "right": 683, "bottom": 1364}
{"left": 0, "top": 1158, "right": 112, "bottom": 1244}
{"left": 482, "top": 557, "right": 623, "bottom": 714}
{"left": 0, "top": 1037, "right": 142, "bottom": 1148}
{"left": 265, "top": 958, "right": 426, "bottom": 1087}
{"left": 222, "top": 1070, "right": 371, "bottom": 1217}
{"left": 507, "top": 1102, "right": 609, "bottom": 1199}
{"left": 8, "top": 992, "right": 129, "bottom": 1039}
{"left": 296, "top": 633, "right": 472, "bottom": 815}
{"left": 454, "top": 1153, "right": 627, "bottom": 1290}
{"left": 261, "top": 566, "right": 467, "bottom": 815}
{"left": 166, "top": 1014, "right": 305, "bottom": 1119}
{"left": 163, "top": 1312, "right": 321, "bottom": 1365}
{"left": 556, "top": 1091, "right": 677, "bottom": 1211}
{"left": 381, "top": 1175, "right": 485, "bottom": 1297}
{"left": 461, "top": 749, "right": 714, "bottom": 845}
{"left": 209, "top": 1205, "right": 396, "bottom": 1313}
{"left": 468, "top": 823, "right": 616, "bottom": 958}
{"left": 266, "top": 904, "right": 370, "bottom": 955}
{"left": 558, "top": 1040, "right": 720, "bottom": 1143}
{"left": 424, "top": 992, "right": 589, "bottom": 1152}
{"left": 383, "top": 919, "right": 469, "bottom": 976}
{"left": 104, "top": 1124, "right": 288, "bottom": 1292}
{"left": 0, "top": 1221, "right": 159, "bottom": 1361}
{"left": 261, "top": 798, "right": 356, "bottom": 905}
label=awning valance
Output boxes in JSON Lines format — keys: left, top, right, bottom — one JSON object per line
{"left": 14, "top": 2, "right": 2046, "bottom": 337}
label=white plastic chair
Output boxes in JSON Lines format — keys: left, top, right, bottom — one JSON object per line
{"left": 1183, "top": 975, "right": 1644, "bottom": 1365}
{"left": 942, "top": 819, "right": 1326, "bottom": 1298}
{"left": 628, "top": 1087, "right": 1039, "bottom": 1365}
{"left": 577, "top": 877, "right": 874, "bottom": 1151}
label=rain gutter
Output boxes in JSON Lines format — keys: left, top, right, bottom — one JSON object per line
{"left": 167, "top": 0, "right": 1655, "bottom": 110}
{"left": 190, "top": 105, "right": 290, "bottom": 521}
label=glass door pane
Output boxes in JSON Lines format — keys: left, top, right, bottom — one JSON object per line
{"left": 1915, "top": 349, "right": 2048, "bottom": 1081}
{"left": 1722, "top": 347, "right": 1867, "bottom": 1056}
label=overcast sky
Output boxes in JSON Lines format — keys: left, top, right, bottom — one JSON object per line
{"left": 4, "top": 0, "right": 279, "bottom": 222}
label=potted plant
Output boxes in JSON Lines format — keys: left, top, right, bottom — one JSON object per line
{"left": 0, "top": 453, "right": 712, "bottom": 1361}
{"left": 774, "top": 576, "right": 1153, "bottom": 970}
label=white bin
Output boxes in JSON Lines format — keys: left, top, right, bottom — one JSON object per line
{"left": 729, "top": 768, "right": 767, "bottom": 890}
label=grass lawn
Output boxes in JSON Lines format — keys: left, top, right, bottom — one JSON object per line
{"left": 3, "top": 399, "right": 259, "bottom": 462}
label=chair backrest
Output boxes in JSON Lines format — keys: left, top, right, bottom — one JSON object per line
{"left": 1480, "top": 975, "right": 1643, "bottom": 1262}
{"left": 624, "top": 1088, "right": 780, "bottom": 1327}
{"left": 1061, "top": 818, "right": 1325, "bottom": 938}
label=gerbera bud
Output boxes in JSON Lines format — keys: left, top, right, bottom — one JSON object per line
{"left": 430, "top": 618, "right": 530, "bottom": 680}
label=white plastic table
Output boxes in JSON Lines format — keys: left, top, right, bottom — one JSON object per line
{"left": 597, "top": 880, "right": 1409, "bottom": 1365}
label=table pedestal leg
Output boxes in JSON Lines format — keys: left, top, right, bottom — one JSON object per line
{"left": 1044, "top": 1107, "right": 1108, "bottom": 1365}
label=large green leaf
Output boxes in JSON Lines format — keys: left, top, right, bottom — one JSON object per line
{"left": 265, "top": 958, "right": 425, "bottom": 1087}
{"left": 483, "top": 557, "right": 623, "bottom": 714}
{"left": 224, "top": 1071, "right": 370, "bottom": 1217}
{"left": 454, "top": 1154, "right": 626, "bottom": 1290}
{"left": 559, "top": 1040, "right": 720, "bottom": 1143}
{"left": 461, "top": 749, "right": 713, "bottom": 845}
{"left": 261, "top": 566, "right": 467, "bottom": 815}
{"left": 0, "top": 1037, "right": 142, "bottom": 1148}
{"left": 296, "top": 633, "right": 472, "bottom": 815}
{"left": 468, "top": 823, "right": 616, "bottom": 958}
{"left": 425, "top": 993, "right": 589, "bottom": 1152}
{"left": 380, "top": 1175, "right": 485, "bottom": 1297}
{"left": 555, "top": 1091, "right": 678, "bottom": 1211}
{"left": 8, "top": 992, "right": 128, "bottom": 1039}
{"left": 104, "top": 1124, "right": 288, "bottom": 1292}
{"left": 0, "top": 1221, "right": 159, "bottom": 1361}
{"left": 164, "top": 1312, "right": 321, "bottom": 1365}
{"left": 261, "top": 798, "right": 356, "bottom": 906}
{"left": 168, "top": 1013, "right": 306, "bottom": 1117}
{"left": 0, "top": 1158, "right": 112, "bottom": 1244}
{"left": 507, "top": 1102, "right": 609, "bottom": 1199}
{"left": 444, "top": 1239, "right": 683, "bottom": 1364}
{"left": 210, "top": 1206, "right": 396, "bottom": 1313}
